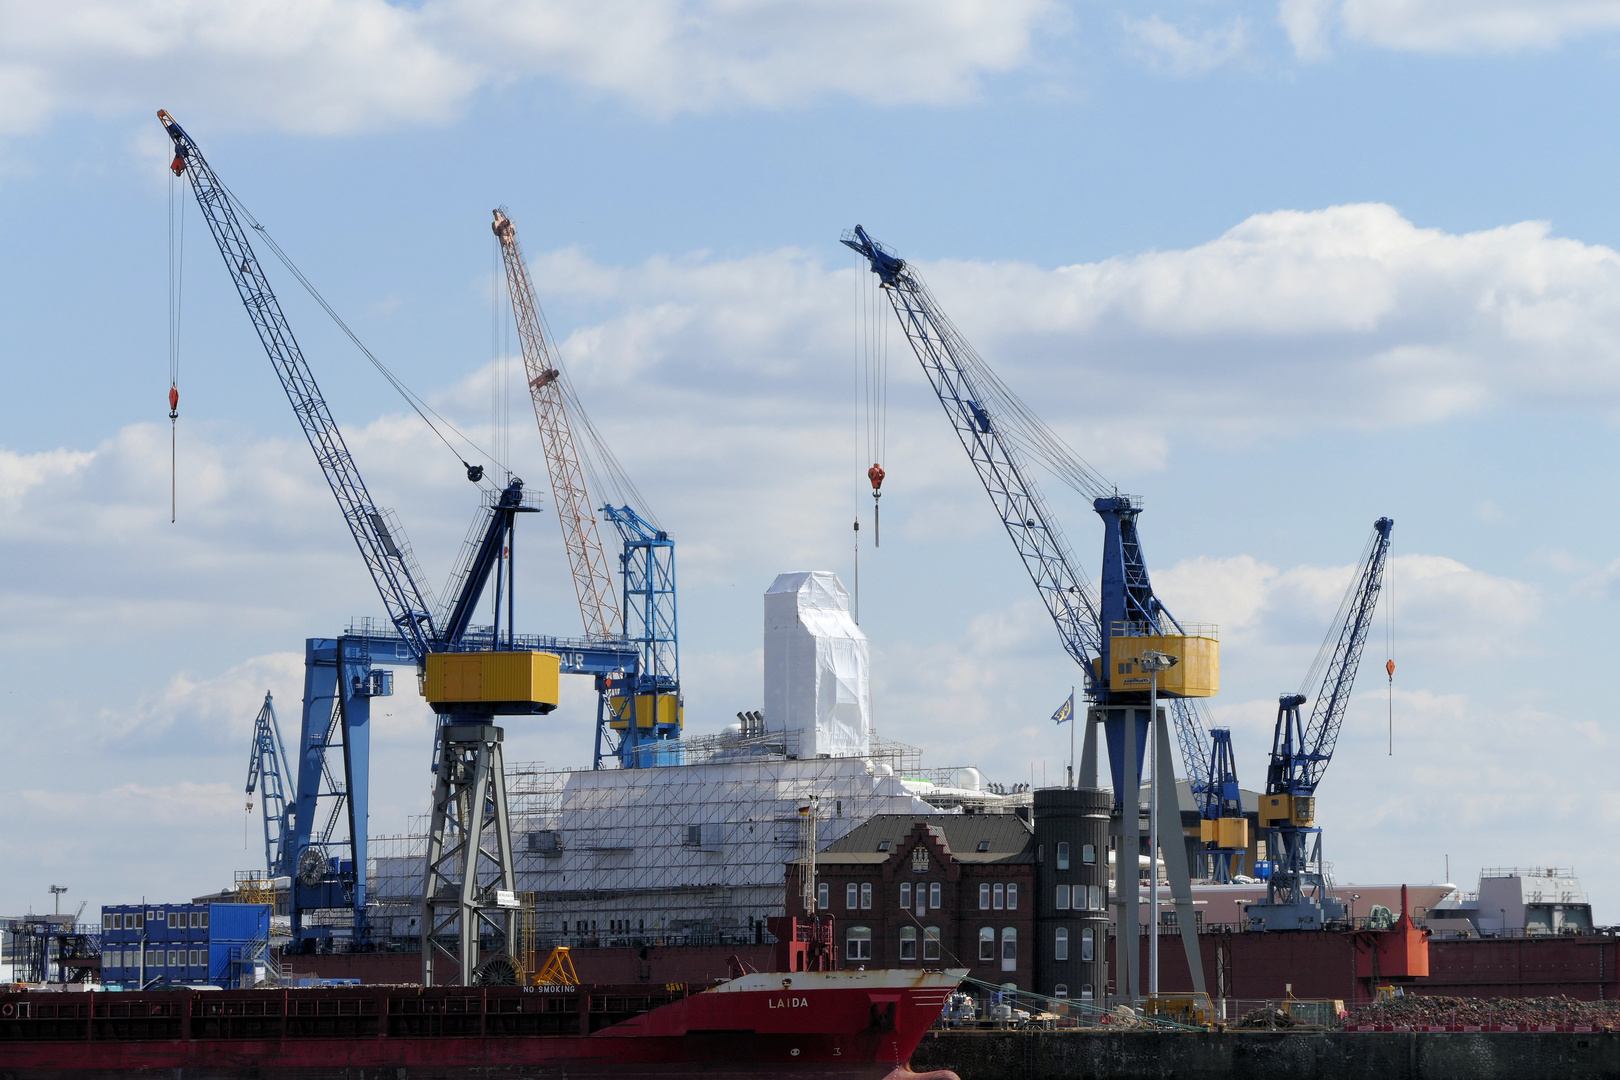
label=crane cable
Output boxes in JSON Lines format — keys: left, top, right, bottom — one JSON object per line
{"left": 859, "top": 254, "right": 887, "bottom": 545}
{"left": 205, "top": 177, "right": 501, "bottom": 485}
{"left": 1386, "top": 559, "right": 1395, "bottom": 755}
{"left": 167, "top": 166, "right": 186, "bottom": 522}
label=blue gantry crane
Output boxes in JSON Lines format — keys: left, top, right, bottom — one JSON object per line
{"left": 1246, "top": 517, "right": 1393, "bottom": 931}
{"left": 843, "top": 225, "right": 1216, "bottom": 998}
{"left": 245, "top": 691, "right": 293, "bottom": 878}
{"left": 598, "top": 505, "right": 681, "bottom": 768}
{"left": 160, "top": 111, "right": 634, "bottom": 977}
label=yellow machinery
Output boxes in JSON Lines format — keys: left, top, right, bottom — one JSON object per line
{"left": 1107, "top": 624, "right": 1219, "bottom": 696}
{"left": 422, "top": 651, "right": 561, "bottom": 714}
{"left": 528, "top": 947, "right": 581, "bottom": 987}
{"left": 1199, "top": 816, "right": 1250, "bottom": 849}
{"left": 1144, "top": 992, "right": 1213, "bottom": 1029}
{"left": 608, "top": 691, "right": 682, "bottom": 732}
{"left": 1259, "top": 793, "right": 1316, "bottom": 827}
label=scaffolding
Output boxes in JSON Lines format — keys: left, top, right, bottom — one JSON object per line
{"left": 365, "top": 730, "right": 1007, "bottom": 949}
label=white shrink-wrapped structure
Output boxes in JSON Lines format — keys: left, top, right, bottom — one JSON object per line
{"left": 764, "top": 571, "right": 870, "bottom": 759}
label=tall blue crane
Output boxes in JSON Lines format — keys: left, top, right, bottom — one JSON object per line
{"left": 245, "top": 691, "right": 293, "bottom": 878}
{"left": 1248, "top": 517, "right": 1393, "bottom": 931}
{"left": 159, "top": 111, "right": 598, "bottom": 960}
{"left": 597, "top": 505, "right": 681, "bottom": 768}
{"left": 843, "top": 225, "right": 1213, "bottom": 997}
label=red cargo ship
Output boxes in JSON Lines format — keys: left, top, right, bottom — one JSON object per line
{"left": 0, "top": 967, "right": 965, "bottom": 1079}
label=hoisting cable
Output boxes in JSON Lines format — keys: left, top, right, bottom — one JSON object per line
{"left": 167, "top": 161, "right": 186, "bottom": 522}
{"left": 859, "top": 254, "right": 888, "bottom": 545}
{"left": 1386, "top": 558, "right": 1395, "bottom": 756}
{"left": 207, "top": 179, "right": 499, "bottom": 485}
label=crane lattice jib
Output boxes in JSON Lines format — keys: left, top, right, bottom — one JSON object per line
{"left": 493, "top": 211, "right": 623, "bottom": 641}
{"left": 842, "top": 227, "right": 1103, "bottom": 682}
{"left": 159, "top": 111, "right": 438, "bottom": 658}
{"left": 1299, "top": 517, "right": 1393, "bottom": 793}
{"left": 245, "top": 692, "right": 293, "bottom": 877}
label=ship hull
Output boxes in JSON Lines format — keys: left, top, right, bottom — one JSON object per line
{"left": 0, "top": 969, "right": 963, "bottom": 1080}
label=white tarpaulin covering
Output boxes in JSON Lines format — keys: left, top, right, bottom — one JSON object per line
{"left": 764, "top": 571, "right": 870, "bottom": 758}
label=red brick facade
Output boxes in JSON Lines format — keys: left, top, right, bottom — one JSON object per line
{"left": 786, "top": 820, "right": 1037, "bottom": 990}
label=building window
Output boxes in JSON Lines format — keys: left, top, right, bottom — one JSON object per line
{"left": 847, "top": 926, "right": 872, "bottom": 961}
{"left": 190, "top": 949, "right": 201, "bottom": 966}
{"left": 124, "top": 914, "right": 135, "bottom": 929}
{"left": 136, "top": 913, "right": 145, "bottom": 929}
{"left": 1090, "top": 885, "right": 1103, "bottom": 911}
{"left": 818, "top": 882, "right": 830, "bottom": 910}
{"left": 191, "top": 912, "right": 201, "bottom": 928}
{"left": 1055, "top": 984, "right": 1069, "bottom": 998}
{"left": 1001, "top": 928, "right": 1017, "bottom": 971}
{"left": 167, "top": 913, "right": 177, "bottom": 929}
{"left": 1055, "top": 927, "right": 1069, "bottom": 961}
{"left": 901, "top": 882, "right": 912, "bottom": 908}
{"left": 930, "top": 882, "right": 941, "bottom": 908}
{"left": 977, "top": 839, "right": 991, "bottom": 852}
{"left": 1081, "top": 927, "right": 1095, "bottom": 962}
{"left": 979, "top": 883, "right": 991, "bottom": 910}
{"left": 102, "top": 914, "right": 112, "bottom": 931}
{"left": 1057, "top": 842, "right": 1070, "bottom": 870}
{"left": 147, "top": 950, "right": 161, "bottom": 968}
{"left": 847, "top": 883, "right": 859, "bottom": 910}
{"left": 993, "top": 884, "right": 1004, "bottom": 910}
{"left": 877, "top": 840, "right": 890, "bottom": 852}
{"left": 900, "top": 926, "right": 917, "bottom": 961}
{"left": 1081, "top": 984, "right": 1094, "bottom": 1000}
{"left": 860, "top": 883, "right": 872, "bottom": 910}
{"left": 979, "top": 927, "right": 995, "bottom": 961}
{"left": 1083, "top": 843, "right": 1096, "bottom": 864}
{"left": 201, "top": 912, "right": 208, "bottom": 929}
{"left": 1056, "top": 885, "right": 1070, "bottom": 911}
{"left": 1007, "top": 883, "right": 1018, "bottom": 911}
{"left": 924, "top": 927, "right": 941, "bottom": 961}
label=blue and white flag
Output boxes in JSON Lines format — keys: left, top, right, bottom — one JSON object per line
{"left": 1050, "top": 691, "right": 1074, "bottom": 725}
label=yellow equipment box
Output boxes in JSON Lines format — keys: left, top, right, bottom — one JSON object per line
{"left": 1200, "top": 817, "right": 1250, "bottom": 849}
{"left": 1107, "top": 625, "right": 1219, "bottom": 697}
{"left": 1260, "top": 794, "right": 1315, "bottom": 826}
{"left": 422, "top": 651, "right": 560, "bottom": 712}
{"left": 609, "top": 692, "right": 683, "bottom": 731}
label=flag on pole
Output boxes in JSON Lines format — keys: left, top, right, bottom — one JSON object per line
{"left": 1050, "top": 691, "right": 1074, "bottom": 725}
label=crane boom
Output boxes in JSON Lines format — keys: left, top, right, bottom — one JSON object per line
{"left": 158, "top": 110, "right": 439, "bottom": 657}
{"left": 245, "top": 691, "right": 292, "bottom": 877}
{"left": 492, "top": 210, "right": 623, "bottom": 641}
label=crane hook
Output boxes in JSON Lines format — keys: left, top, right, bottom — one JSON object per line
{"left": 465, "top": 463, "right": 484, "bottom": 483}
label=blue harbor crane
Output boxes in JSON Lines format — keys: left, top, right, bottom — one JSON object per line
{"left": 598, "top": 505, "right": 682, "bottom": 768}
{"left": 160, "top": 111, "right": 632, "bottom": 980}
{"left": 244, "top": 691, "right": 293, "bottom": 878}
{"left": 843, "top": 225, "right": 1218, "bottom": 998}
{"left": 1247, "top": 517, "right": 1394, "bottom": 931}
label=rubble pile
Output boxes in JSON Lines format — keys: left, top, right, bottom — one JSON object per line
{"left": 1346, "top": 995, "right": 1620, "bottom": 1028}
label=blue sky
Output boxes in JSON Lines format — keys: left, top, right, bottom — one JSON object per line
{"left": 5, "top": 0, "right": 1620, "bottom": 924}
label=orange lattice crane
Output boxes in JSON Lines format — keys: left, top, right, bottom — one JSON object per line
{"left": 492, "top": 210, "right": 622, "bottom": 641}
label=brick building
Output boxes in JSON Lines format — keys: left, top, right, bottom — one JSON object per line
{"left": 786, "top": 814, "right": 1038, "bottom": 990}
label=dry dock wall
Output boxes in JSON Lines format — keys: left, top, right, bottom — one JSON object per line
{"left": 911, "top": 1029, "right": 1620, "bottom": 1080}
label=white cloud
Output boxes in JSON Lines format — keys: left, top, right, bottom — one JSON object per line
{"left": 1278, "top": 0, "right": 1335, "bottom": 60}
{"left": 0, "top": 0, "right": 1058, "bottom": 136}
{"left": 1295, "top": 0, "right": 1620, "bottom": 55}
{"left": 1120, "top": 14, "right": 1250, "bottom": 75}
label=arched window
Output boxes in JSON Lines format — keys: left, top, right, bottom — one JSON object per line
{"left": 1081, "top": 927, "right": 1094, "bottom": 962}
{"left": 846, "top": 926, "right": 872, "bottom": 961}
{"left": 924, "top": 926, "right": 941, "bottom": 961}
{"left": 1082, "top": 843, "right": 1097, "bottom": 864}
{"left": 993, "top": 884, "right": 1005, "bottom": 910}
{"left": 899, "top": 926, "right": 917, "bottom": 961}
{"left": 1080, "top": 984, "right": 1094, "bottom": 1000}
{"left": 1057, "top": 842, "right": 1071, "bottom": 870}
{"left": 1054, "top": 984, "right": 1069, "bottom": 998}
{"left": 901, "top": 882, "right": 912, "bottom": 908}
{"left": 978, "top": 927, "right": 995, "bottom": 961}
{"left": 1000, "top": 927, "right": 1017, "bottom": 971}
{"left": 860, "top": 883, "right": 872, "bottom": 909}
{"left": 847, "top": 883, "right": 858, "bottom": 910}
{"left": 1006, "top": 883, "right": 1018, "bottom": 911}
{"left": 1054, "top": 927, "right": 1069, "bottom": 961}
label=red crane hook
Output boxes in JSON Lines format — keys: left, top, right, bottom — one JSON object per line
{"left": 868, "top": 463, "right": 885, "bottom": 492}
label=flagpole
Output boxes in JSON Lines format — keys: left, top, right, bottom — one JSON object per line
{"left": 1068, "top": 687, "right": 1075, "bottom": 789}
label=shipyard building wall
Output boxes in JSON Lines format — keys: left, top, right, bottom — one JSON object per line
{"left": 1033, "top": 788, "right": 1110, "bottom": 1003}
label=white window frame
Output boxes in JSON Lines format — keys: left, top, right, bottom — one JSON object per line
{"left": 993, "top": 883, "right": 1004, "bottom": 910}
{"left": 929, "top": 882, "right": 941, "bottom": 909}
{"left": 1055, "top": 984, "right": 1069, "bottom": 999}
{"left": 860, "top": 882, "right": 872, "bottom": 910}
{"left": 978, "top": 927, "right": 995, "bottom": 961}
{"left": 1006, "top": 883, "right": 1018, "bottom": 911}
{"left": 979, "top": 883, "right": 991, "bottom": 910}
{"left": 1083, "top": 843, "right": 1096, "bottom": 864}
{"left": 899, "top": 926, "right": 917, "bottom": 961}
{"left": 1090, "top": 885, "right": 1103, "bottom": 911}
{"left": 846, "top": 926, "right": 872, "bottom": 961}
{"left": 1000, "top": 927, "right": 1017, "bottom": 971}
{"left": 1082, "top": 927, "right": 1095, "bottom": 962}
{"left": 1056, "top": 884, "right": 1070, "bottom": 911}
{"left": 818, "top": 882, "right": 830, "bottom": 910}
{"left": 847, "top": 883, "right": 859, "bottom": 910}
{"left": 900, "top": 882, "right": 912, "bottom": 908}
{"left": 1054, "top": 927, "right": 1069, "bottom": 961}
{"left": 924, "top": 926, "right": 941, "bottom": 961}
{"left": 1057, "top": 842, "right": 1070, "bottom": 870}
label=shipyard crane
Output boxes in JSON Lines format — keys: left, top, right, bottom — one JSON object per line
{"left": 161, "top": 110, "right": 573, "bottom": 985}
{"left": 843, "top": 225, "right": 1215, "bottom": 998}
{"left": 245, "top": 692, "right": 293, "bottom": 878}
{"left": 492, "top": 209, "right": 682, "bottom": 768}
{"left": 1247, "top": 517, "right": 1393, "bottom": 931}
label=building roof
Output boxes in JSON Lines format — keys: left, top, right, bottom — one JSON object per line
{"left": 816, "top": 814, "right": 1034, "bottom": 866}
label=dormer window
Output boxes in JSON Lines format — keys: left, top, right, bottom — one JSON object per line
{"left": 877, "top": 840, "right": 891, "bottom": 853}
{"left": 976, "top": 840, "right": 991, "bottom": 853}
